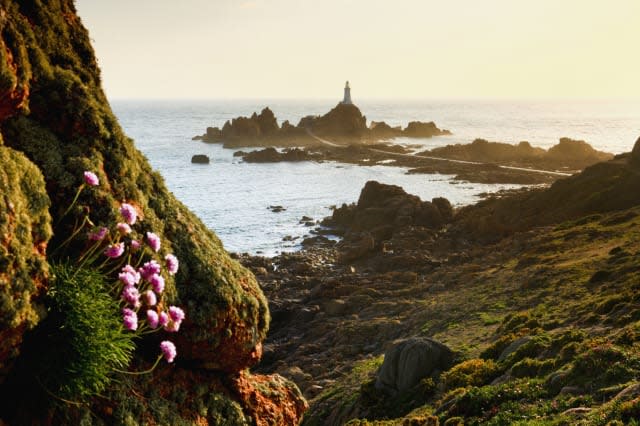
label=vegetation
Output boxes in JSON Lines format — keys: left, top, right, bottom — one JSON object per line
{"left": 35, "top": 262, "right": 135, "bottom": 400}
{"left": 304, "top": 187, "right": 640, "bottom": 424}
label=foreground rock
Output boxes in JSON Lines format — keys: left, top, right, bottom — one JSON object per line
{"left": 194, "top": 103, "right": 451, "bottom": 148}
{"left": 0, "top": 2, "right": 305, "bottom": 424}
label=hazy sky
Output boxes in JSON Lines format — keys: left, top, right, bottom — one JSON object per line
{"left": 75, "top": 0, "right": 640, "bottom": 100}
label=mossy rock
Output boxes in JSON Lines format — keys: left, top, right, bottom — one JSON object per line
{"left": 0, "top": 0, "right": 268, "bottom": 373}
{"left": 0, "top": 1, "right": 304, "bottom": 424}
{"left": 0, "top": 145, "right": 51, "bottom": 384}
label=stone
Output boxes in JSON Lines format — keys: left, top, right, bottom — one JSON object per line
{"left": 498, "top": 336, "right": 533, "bottom": 362}
{"left": 191, "top": 154, "right": 210, "bottom": 164}
{"left": 375, "top": 337, "right": 454, "bottom": 395}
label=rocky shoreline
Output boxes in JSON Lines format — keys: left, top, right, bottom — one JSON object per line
{"left": 232, "top": 137, "right": 612, "bottom": 185}
{"left": 233, "top": 142, "right": 640, "bottom": 424}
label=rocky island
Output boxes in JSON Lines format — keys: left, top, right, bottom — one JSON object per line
{"left": 193, "top": 83, "right": 451, "bottom": 148}
{"left": 192, "top": 85, "right": 612, "bottom": 185}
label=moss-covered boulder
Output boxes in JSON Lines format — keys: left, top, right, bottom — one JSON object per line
{"left": 0, "top": 145, "right": 51, "bottom": 384}
{"left": 0, "top": 0, "right": 305, "bottom": 423}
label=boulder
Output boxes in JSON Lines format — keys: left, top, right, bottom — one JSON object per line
{"left": 191, "top": 154, "right": 210, "bottom": 164}
{"left": 338, "top": 232, "right": 375, "bottom": 262}
{"left": 376, "top": 337, "right": 454, "bottom": 395}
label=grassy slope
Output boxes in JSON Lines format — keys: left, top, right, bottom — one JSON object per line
{"left": 305, "top": 163, "right": 640, "bottom": 425}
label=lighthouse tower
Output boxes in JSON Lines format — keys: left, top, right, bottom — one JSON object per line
{"left": 342, "top": 81, "right": 352, "bottom": 105}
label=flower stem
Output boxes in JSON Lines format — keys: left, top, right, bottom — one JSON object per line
{"left": 57, "top": 184, "right": 86, "bottom": 224}
{"left": 113, "top": 355, "right": 163, "bottom": 375}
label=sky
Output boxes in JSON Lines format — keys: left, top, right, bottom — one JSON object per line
{"left": 75, "top": 0, "right": 640, "bottom": 100}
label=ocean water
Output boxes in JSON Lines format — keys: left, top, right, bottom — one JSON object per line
{"left": 111, "top": 99, "right": 640, "bottom": 255}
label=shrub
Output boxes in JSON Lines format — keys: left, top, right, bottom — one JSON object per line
{"left": 441, "top": 359, "right": 499, "bottom": 390}
{"left": 35, "top": 262, "right": 135, "bottom": 400}
{"left": 510, "top": 357, "right": 557, "bottom": 378}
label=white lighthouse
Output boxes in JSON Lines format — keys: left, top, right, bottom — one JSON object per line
{"left": 342, "top": 81, "right": 352, "bottom": 105}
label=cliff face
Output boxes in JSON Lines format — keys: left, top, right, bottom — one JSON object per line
{"left": 0, "top": 1, "right": 305, "bottom": 424}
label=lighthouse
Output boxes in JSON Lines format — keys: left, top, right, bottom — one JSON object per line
{"left": 342, "top": 81, "right": 352, "bottom": 105}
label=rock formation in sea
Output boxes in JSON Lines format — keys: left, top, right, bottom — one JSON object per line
{"left": 0, "top": 1, "right": 305, "bottom": 424}
{"left": 194, "top": 103, "right": 451, "bottom": 147}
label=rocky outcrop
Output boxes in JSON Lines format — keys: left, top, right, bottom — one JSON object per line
{"left": 375, "top": 338, "right": 454, "bottom": 395}
{"left": 329, "top": 181, "right": 453, "bottom": 246}
{"left": 426, "top": 137, "right": 613, "bottom": 171}
{"left": 299, "top": 102, "right": 368, "bottom": 141}
{"left": 196, "top": 107, "right": 310, "bottom": 147}
{"left": 454, "top": 136, "right": 640, "bottom": 241}
{"left": 0, "top": 1, "right": 304, "bottom": 424}
{"left": 240, "top": 147, "right": 321, "bottom": 163}
{"left": 0, "top": 146, "right": 51, "bottom": 385}
{"left": 195, "top": 104, "right": 451, "bottom": 147}
{"left": 632, "top": 136, "right": 640, "bottom": 164}
{"left": 403, "top": 121, "right": 452, "bottom": 138}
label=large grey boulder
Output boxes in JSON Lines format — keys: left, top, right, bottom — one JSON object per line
{"left": 375, "top": 337, "right": 454, "bottom": 395}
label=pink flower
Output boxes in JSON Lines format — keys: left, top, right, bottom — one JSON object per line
{"left": 88, "top": 227, "right": 108, "bottom": 241}
{"left": 147, "top": 310, "right": 159, "bottom": 328}
{"left": 121, "top": 286, "right": 141, "bottom": 307}
{"left": 119, "top": 203, "right": 137, "bottom": 225}
{"left": 140, "top": 260, "right": 161, "bottom": 280}
{"left": 160, "top": 341, "right": 177, "bottom": 363}
{"left": 104, "top": 242, "right": 125, "bottom": 258}
{"left": 168, "top": 306, "right": 185, "bottom": 323}
{"left": 158, "top": 312, "right": 169, "bottom": 327}
{"left": 122, "top": 308, "right": 138, "bottom": 331}
{"left": 117, "top": 222, "right": 132, "bottom": 235}
{"left": 130, "top": 240, "right": 141, "bottom": 251}
{"left": 150, "top": 274, "right": 165, "bottom": 294}
{"left": 165, "top": 254, "right": 179, "bottom": 275}
{"left": 83, "top": 171, "right": 99, "bottom": 186}
{"left": 118, "top": 266, "right": 141, "bottom": 287}
{"left": 164, "top": 321, "right": 181, "bottom": 333}
{"left": 146, "top": 232, "right": 161, "bottom": 252}
{"left": 143, "top": 290, "right": 157, "bottom": 306}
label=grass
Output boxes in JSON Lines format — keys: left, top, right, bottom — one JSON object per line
{"left": 306, "top": 204, "right": 640, "bottom": 425}
{"left": 35, "top": 262, "right": 135, "bottom": 400}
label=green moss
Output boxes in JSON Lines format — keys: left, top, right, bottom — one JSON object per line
{"left": 0, "top": 146, "right": 51, "bottom": 378}
{"left": 441, "top": 359, "right": 500, "bottom": 390}
{"left": 0, "top": 0, "right": 269, "bottom": 371}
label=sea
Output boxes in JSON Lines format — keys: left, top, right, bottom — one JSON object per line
{"left": 111, "top": 99, "right": 640, "bottom": 256}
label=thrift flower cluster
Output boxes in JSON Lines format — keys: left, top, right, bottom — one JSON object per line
{"left": 70, "top": 171, "right": 186, "bottom": 367}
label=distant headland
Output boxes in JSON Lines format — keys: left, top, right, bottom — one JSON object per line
{"left": 192, "top": 82, "right": 451, "bottom": 148}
